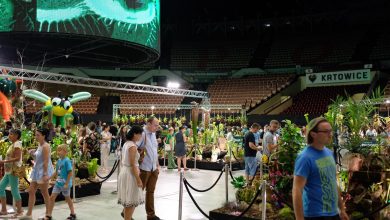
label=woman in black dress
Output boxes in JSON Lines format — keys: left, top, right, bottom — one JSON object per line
{"left": 175, "top": 126, "right": 188, "bottom": 172}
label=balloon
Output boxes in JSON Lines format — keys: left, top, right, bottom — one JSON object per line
{"left": 0, "top": 79, "right": 16, "bottom": 95}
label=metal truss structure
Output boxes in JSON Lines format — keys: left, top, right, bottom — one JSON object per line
{"left": 113, "top": 103, "right": 243, "bottom": 119}
{"left": 1, "top": 66, "right": 209, "bottom": 99}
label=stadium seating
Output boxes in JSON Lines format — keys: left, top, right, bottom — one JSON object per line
{"left": 170, "top": 41, "right": 257, "bottom": 70}
{"left": 119, "top": 92, "right": 186, "bottom": 115}
{"left": 264, "top": 32, "right": 360, "bottom": 68}
{"left": 370, "top": 31, "right": 390, "bottom": 61}
{"left": 208, "top": 74, "right": 295, "bottom": 112}
{"left": 283, "top": 85, "right": 369, "bottom": 116}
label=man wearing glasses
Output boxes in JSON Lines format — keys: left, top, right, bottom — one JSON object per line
{"left": 138, "top": 116, "right": 161, "bottom": 220}
{"left": 293, "top": 117, "right": 349, "bottom": 220}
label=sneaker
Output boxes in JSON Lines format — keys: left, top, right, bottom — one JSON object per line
{"left": 148, "top": 216, "right": 161, "bottom": 220}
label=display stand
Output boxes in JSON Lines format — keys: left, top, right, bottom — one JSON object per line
{"left": 191, "top": 144, "right": 199, "bottom": 171}
{"left": 112, "top": 152, "right": 121, "bottom": 194}
{"left": 6, "top": 182, "right": 102, "bottom": 207}
{"left": 72, "top": 158, "right": 82, "bottom": 203}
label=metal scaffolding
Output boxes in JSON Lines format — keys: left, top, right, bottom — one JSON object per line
{"left": 1, "top": 66, "right": 209, "bottom": 98}
{"left": 113, "top": 103, "right": 243, "bottom": 119}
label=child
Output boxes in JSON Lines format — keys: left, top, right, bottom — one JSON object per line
{"left": 46, "top": 144, "right": 76, "bottom": 220}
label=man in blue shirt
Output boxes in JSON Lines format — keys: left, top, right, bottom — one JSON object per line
{"left": 137, "top": 116, "right": 161, "bottom": 220}
{"left": 293, "top": 117, "right": 349, "bottom": 220}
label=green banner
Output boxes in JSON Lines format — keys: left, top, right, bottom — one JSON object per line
{"left": 306, "top": 69, "right": 371, "bottom": 86}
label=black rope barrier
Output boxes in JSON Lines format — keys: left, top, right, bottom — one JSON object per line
{"left": 231, "top": 149, "right": 239, "bottom": 161}
{"left": 357, "top": 201, "right": 390, "bottom": 220}
{"left": 229, "top": 170, "right": 235, "bottom": 180}
{"left": 183, "top": 178, "right": 263, "bottom": 220}
{"left": 85, "top": 160, "right": 119, "bottom": 184}
{"left": 227, "top": 184, "right": 263, "bottom": 220}
{"left": 95, "top": 159, "right": 119, "bottom": 179}
{"left": 183, "top": 178, "right": 217, "bottom": 220}
{"left": 185, "top": 168, "right": 225, "bottom": 192}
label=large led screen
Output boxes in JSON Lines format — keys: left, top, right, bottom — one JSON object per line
{"left": 0, "top": 0, "right": 160, "bottom": 51}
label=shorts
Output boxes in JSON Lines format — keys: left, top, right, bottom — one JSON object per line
{"left": 245, "top": 156, "right": 258, "bottom": 176}
{"left": 52, "top": 185, "right": 71, "bottom": 197}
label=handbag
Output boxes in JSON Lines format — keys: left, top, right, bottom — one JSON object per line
{"left": 11, "top": 165, "right": 26, "bottom": 178}
{"left": 164, "top": 143, "right": 171, "bottom": 151}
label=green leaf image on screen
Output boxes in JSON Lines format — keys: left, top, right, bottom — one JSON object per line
{"left": 0, "top": 0, "right": 14, "bottom": 32}
{"left": 0, "top": 0, "right": 160, "bottom": 51}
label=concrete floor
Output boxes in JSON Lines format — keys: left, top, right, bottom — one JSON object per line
{"left": 3, "top": 155, "right": 243, "bottom": 220}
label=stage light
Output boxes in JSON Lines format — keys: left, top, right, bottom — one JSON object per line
{"left": 264, "top": 23, "right": 271, "bottom": 27}
{"left": 386, "top": 100, "right": 390, "bottom": 104}
{"left": 151, "top": 106, "right": 155, "bottom": 110}
{"left": 167, "top": 82, "right": 180, "bottom": 88}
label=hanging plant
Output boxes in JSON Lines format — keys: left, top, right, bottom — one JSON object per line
{"left": 130, "top": 115, "right": 136, "bottom": 124}
{"left": 121, "top": 115, "right": 128, "bottom": 124}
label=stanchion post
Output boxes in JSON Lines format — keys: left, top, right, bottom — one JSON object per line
{"left": 229, "top": 141, "right": 232, "bottom": 172}
{"left": 261, "top": 180, "right": 267, "bottom": 220}
{"left": 72, "top": 158, "right": 81, "bottom": 203}
{"left": 192, "top": 144, "right": 199, "bottom": 171}
{"left": 112, "top": 156, "right": 121, "bottom": 194}
{"left": 259, "top": 160, "right": 263, "bottom": 181}
{"left": 178, "top": 171, "right": 184, "bottom": 220}
{"left": 225, "top": 163, "right": 229, "bottom": 203}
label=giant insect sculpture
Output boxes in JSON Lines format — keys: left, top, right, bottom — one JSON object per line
{"left": 22, "top": 90, "right": 91, "bottom": 128}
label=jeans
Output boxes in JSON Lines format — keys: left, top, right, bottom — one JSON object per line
{"left": 0, "top": 173, "right": 21, "bottom": 201}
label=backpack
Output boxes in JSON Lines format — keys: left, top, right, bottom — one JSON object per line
{"left": 85, "top": 132, "right": 102, "bottom": 152}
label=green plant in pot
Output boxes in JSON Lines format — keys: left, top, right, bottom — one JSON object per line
{"left": 269, "top": 120, "right": 304, "bottom": 207}
{"left": 87, "top": 158, "right": 99, "bottom": 178}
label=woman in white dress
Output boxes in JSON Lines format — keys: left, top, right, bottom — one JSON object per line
{"left": 118, "top": 125, "right": 144, "bottom": 220}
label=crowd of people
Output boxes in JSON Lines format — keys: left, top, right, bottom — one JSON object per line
{"left": 0, "top": 115, "right": 360, "bottom": 220}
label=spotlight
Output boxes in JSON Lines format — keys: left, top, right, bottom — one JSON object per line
{"left": 167, "top": 82, "right": 180, "bottom": 88}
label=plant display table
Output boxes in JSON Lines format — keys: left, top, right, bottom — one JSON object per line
{"left": 6, "top": 181, "right": 102, "bottom": 207}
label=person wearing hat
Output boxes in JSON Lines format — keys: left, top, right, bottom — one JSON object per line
{"left": 292, "top": 117, "right": 349, "bottom": 220}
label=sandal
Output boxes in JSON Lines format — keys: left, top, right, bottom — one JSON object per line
{"left": 66, "top": 213, "right": 77, "bottom": 220}
{"left": 13, "top": 211, "right": 24, "bottom": 217}
{"left": 38, "top": 215, "right": 52, "bottom": 220}
{"left": 0, "top": 211, "right": 7, "bottom": 215}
